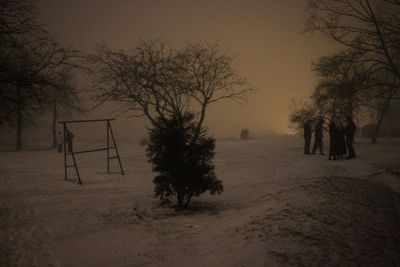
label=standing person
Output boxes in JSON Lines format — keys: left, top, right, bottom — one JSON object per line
{"left": 57, "top": 131, "right": 63, "bottom": 153}
{"left": 344, "top": 116, "right": 356, "bottom": 159}
{"left": 303, "top": 120, "right": 312, "bottom": 154}
{"left": 312, "top": 117, "right": 324, "bottom": 155}
{"left": 240, "top": 129, "right": 245, "bottom": 140}
{"left": 328, "top": 120, "right": 338, "bottom": 160}
{"left": 336, "top": 122, "right": 347, "bottom": 158}
{"left": 66, "top": 128, "right": 74, "bottom": 153}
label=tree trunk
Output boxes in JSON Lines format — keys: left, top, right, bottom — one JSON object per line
{"left": 51, "top": 102, "right": 58, "bottom": 148}
{"left": 346, "top": 95, "right": 354, "bottom": 118}
{"left": 371, "top": 95, "right": 392, "bottom": 143}
{"left": 16, "top": 105, "right": 22, "bottom": 151}
{"left": 184, "top": 195, "right": 192, "bottom": 208}
{"left": 177, "top": 192, "right": 183, "bottom": 208}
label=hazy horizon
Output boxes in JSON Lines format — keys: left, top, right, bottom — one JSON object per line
{"left": 36, "top": 0, "right": 338, "bottom": 140}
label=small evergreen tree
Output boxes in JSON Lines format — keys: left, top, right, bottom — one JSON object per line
{"left": 146, "top": 113, "right": 223, "bottom": 208}
{"left": 90, "top": 40, "right": 253, "bottom": 210}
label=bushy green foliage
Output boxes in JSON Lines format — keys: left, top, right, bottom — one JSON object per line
{"left": 146, "top": 113, "right": 223, "bottom": 208}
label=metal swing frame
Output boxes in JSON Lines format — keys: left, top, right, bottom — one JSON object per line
{"left": 57, "top": 119, "right": 125, "bottom": 185}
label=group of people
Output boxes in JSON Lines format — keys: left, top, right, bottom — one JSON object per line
{"left": 240, "top": 128, "right": 250, "bottom": 140}
{"left": 328, "top": 116, "right": 356, "bottom": 160}
{"left": 303, "top": 116, "right": 356, "bottom": 160}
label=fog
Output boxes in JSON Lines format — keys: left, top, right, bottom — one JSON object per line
{"left": 37, "top": 0, "right": 337, "bottom": 142}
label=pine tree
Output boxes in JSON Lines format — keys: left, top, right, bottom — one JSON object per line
{"left": 146, "top": 113, "right": 223, "bottom": 208}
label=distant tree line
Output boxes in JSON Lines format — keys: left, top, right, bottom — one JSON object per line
{"left": 290, "top": 0, "right": 400, "bottom": 143}
{"left": 0, "top": 0, "right": 82, "bottom": 150}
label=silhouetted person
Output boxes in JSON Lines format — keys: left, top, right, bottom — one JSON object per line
{"left": 57, "top": 131, "right": 63, "bottom": 153}
{"left": 344, "top": 116, "right": 356, "bottom": 159}
{"left": 240, "top": 128, "right": 249, "bottom": 140}
{"left": 312, "top": 118, "right": 324, "bottom": 155}
{"left": 328, "top": 121, "right": 338, "bottom": 160}
{"left": 240, "top": 128, "right": 245, "bottom": 140}
{"left": 303, "top": 120, "right": 312, "bottom": 154}
{"left": 336, "top": 122, "right": 347, "bottom": 158}
{"left": 66, "top": 128, "right": 74, "bottom": 153}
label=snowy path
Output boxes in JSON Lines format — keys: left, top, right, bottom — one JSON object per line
{"left": 1, "top": 136, "right": 400, "bottom": 266}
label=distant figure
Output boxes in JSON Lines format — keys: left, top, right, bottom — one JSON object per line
{"left": 240, "top": 128, "right": 245, "bottom": 140}
{"left": 303, "top": 120, "right": 312, "bottom": 154}
{"left": 336, "top": 122, "right": 347, "bottom": 158}
{"left": 57, "top": 131, "right": 63, "bottom": 153}
{"left": 240, "top": 128, "right": 249, "bottom": 140}
{"left": 244, "top": 128, "right": 249, "bottom": 139}
{"left": 344, "top": 116, "right": 356, "bottom": 159}
{"left": 328, "top": 121, "right": 338, "bottom": 160}
{"left": 312, "top": 118, "right": 324, "bottom": 155}
{"left": 66, "top": 128, "right": 74, "bottom": 153}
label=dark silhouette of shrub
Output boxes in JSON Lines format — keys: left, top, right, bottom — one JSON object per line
{"left": 146, "top": 113, "right": 223, "bottom": 208}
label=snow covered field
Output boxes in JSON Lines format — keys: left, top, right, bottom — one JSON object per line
{"left": 1, "top": 136, "right": 400, "bottom": 267}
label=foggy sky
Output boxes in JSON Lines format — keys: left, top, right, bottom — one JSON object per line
{"left": 39, "top": 0, "right": 337, "bottom": 140}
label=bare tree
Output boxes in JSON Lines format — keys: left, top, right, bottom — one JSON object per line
{"left": 290, "top": 48, "right": 399, "bottom": 136}
{"left": 0, "top": 0, "right": 38, "bottom": 127}
{"left": 0, "top": 0, "right": 38, "bottom": 36}
{"left": 88, "top": 40, "right": 253, "bottom": 142}
{"left": 4, "top": 35, "right": 79, "bottom": 150}
{"left": 89, "top": 40, "right": 253, "bottom": 208}
{"left": 47, "top": 71, "right": 83, "bottom": 148}
{"left": 0, "top": 0, "right": 80, "bottom": 150}
{"left": 289, "top": 99, "right": 319, "bottom": 133}
{"left": 312, "top": 50, "right": 378, "bottom": 119}
{"left": 305, "top": 0, "right": 400, "bottom": 142}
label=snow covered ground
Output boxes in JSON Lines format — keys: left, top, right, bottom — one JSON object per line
{"left": 1, "top": 136, "right": 400, "bottom": 267}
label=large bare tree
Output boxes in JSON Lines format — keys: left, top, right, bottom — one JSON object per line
{"left": 305, "top": 0, "right": 400, "bottom": 142}
{"left": 89, "top": 40, "right": 253, "bottom": 208}
{"left": 0, "top": 0, "right": 38, "bottom": 36}
{"left": 289, "top": 48, "right": 399, "bottom": 135}
{"left": 0, "top": 0, "right": 80, "bottom": 150}
{"left": 89, "top": 40, "right": 253, "bottom": 143}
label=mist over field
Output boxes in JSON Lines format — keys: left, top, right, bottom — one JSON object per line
{"left": 1, "top": 1, "right": 400, "bottom": 266}
{"left": 28, "top": 0, "right": 336, "bottom": 143}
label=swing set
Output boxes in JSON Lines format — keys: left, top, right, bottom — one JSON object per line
{"left": 57, "top": 119, "right": 125, "bottom": 185}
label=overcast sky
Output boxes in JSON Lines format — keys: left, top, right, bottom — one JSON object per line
{"left": 38, "top": 0, "right": 337, "bottom": 139}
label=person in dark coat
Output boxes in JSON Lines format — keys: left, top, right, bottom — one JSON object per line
{"left": 303, "top": 120, "right": 312, "bottom": 154}
{"left": 66, "top": 128, "right": 74, "bottom": 153}
{"left": 240, "top": 129, "right": 245, "bottom": 140}
{"left": 344, "top": 116, "right": 356, "bottom": 159}
{"left": 312, "top": 118, "right": 324, "bottom": 155}
{"left": 336, "top": 122, "right": 347, "bottom": 158}
{"left": 328, "top": 120, "right": 338, "bottom": 160}
{"left": 244, "top": 128, "right": 249, "bottom": 140}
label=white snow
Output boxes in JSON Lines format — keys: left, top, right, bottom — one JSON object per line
{"left": 1, "top": 136, "right": 400, "bottom": 266}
